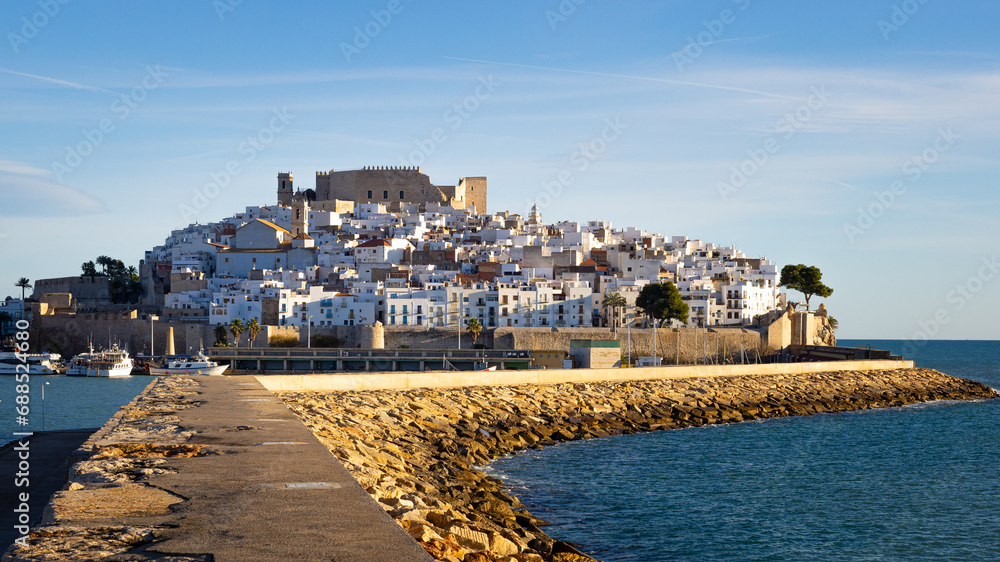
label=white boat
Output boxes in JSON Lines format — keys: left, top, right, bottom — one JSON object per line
{"left": 66, "top": 345, "right": 101, "bottom": 376}
{"left": 0, "top": 351, "right": 61, "bottom": 375}
{"left": 86, "top": 345, "right": 134, "bottom": 377}
{"left": 147, "top": 350, "right": 228, "bottom": 376}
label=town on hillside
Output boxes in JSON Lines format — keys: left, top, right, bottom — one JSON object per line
{"left": 5, "top": 167, "right": 839, "bottom": 367}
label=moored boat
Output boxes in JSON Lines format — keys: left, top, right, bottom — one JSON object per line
{"left": 0, "top": 351, "right": 61, "bottom": 375}
{"left": 66, "top": 345, "right": 101, "bottom": 376}
{"left": 147, "top": 349, "right": 228, "bottom": 376}
{"left": 86, "top": 344, "right": 134, "bottom": 377}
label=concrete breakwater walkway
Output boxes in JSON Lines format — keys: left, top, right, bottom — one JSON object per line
{"left": 278, "top": 368, "right": 996, "bottom": 561}
{"left": 2, "top": 375, "right": 431, "bottom": 562}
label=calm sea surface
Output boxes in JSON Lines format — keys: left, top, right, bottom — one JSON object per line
{"left": 1, "top": 374, "right": 152, "bottom": 444}
{"left": 487, "top": 340, "right": 1000, "bottom": 561}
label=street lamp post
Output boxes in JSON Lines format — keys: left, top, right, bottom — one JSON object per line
{"left": 41, "top": 381, "right": 50, "bottom": 431}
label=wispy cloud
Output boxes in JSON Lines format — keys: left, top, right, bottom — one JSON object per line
{"left": 689, "top": 32, "right": 781, "bottom": 48}
{"left": 442, "top": 56, "right": 802, "bottom": 101}
{"left": 0, "top": 164, "right": 105, "bottom": 216}
{"left": 0, "top": 68, "right": 116, "bottom": 95}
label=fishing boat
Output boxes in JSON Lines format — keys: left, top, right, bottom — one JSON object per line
{"left": 147, "top": 349, "right": 228, "bottom": 376}
{"left": 0, "top": 351, "right": 61, "bottom": 374}
{"left": 86, "top": 344, "right": 134, "bottom": 377}
{"left": 66, "top": 345, "right": 101, "bottom": 376}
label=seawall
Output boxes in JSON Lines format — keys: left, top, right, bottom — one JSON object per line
{"left": 256, "top": 359, "right": 916, "bottom": 392}
{"left": 277, "top": 368, "right": 997, "bottom": 561}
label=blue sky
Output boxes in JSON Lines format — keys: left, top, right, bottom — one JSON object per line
{"left": 1, "top": 0, "right": 998, "bottom": 340}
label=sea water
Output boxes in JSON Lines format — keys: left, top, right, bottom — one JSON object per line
{"left": 1, "top": 374, "right": 153, "bottom": 444}
{"left": 487, "top": 340, "right": 1000, "bottom": 561}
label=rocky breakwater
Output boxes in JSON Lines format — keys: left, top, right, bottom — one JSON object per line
{"left": 280, "top": 368, "right": 997, "bottom": 562}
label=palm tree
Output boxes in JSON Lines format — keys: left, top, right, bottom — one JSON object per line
{"left": 246, "top": 318, "right": 261, "bottom": 348}
{"left": 602, "top": 292, "right": 627, "bottom": 333}
{"left": 466, "top": 318, "right": 482, "bottom": 347}
{"left": 229, "top": 319, "right": 244, "bottom": 347}
{"left": 81, "top": 261, "right": 98, "bottom": 280}
{"left": 213, "top": 324, "right": 229, "bottom": 347}
{"left": 15, "top": 278, "right": 31, "bottom": 300}
{"left": 828, "top": 317, "right": 839, "bottom": 332}
{"left": 96, "top": 255, "right": 113, "bottom": 275}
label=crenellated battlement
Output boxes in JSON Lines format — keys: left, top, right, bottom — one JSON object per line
{"left": 302, "top": 165, "right": 486, "bottom": 212}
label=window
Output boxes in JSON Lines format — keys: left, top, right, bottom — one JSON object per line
{"left": 399, "top": 190, "right": 404, "bottom": 199}
{"left": 368, "top": 190, "right": 373, "bottom": 198}
{"left": 383, "top": 190, "right": 388, "bottom": 199}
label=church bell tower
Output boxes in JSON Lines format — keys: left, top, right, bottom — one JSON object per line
{"left": 277, "top": 172, "right": 293, "bottom": 206}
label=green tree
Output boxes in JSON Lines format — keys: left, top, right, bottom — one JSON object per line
{"left": 466, "top": 318, "right": 482, "bottom": 346}
{"left": 213, "top": 324, "right": 229, "bottom": 347}
{"left": 246, "top": 318, "right": 261, "bottom": 348}
{"left": 229, "top": 319, "right": 244, "bottom": 347}
{"left": 15, "top": 278, "right": 31, "bottom": 300}
{"left": 780, "top": 264, "right": 833, "bottom": 311}
{"left": 81, "top": 261, "right": 99, "bottom": 279}
{"left": 635, "top": 282, "right": 689, "bottom": 327}
{"left": 602, "top": 292, "right": 627, "bottom": 332}
{"left": 828, "top": 317, "right": 839, "bottom": 332}
{"left": 96, "top": 255, "right": 113, "bottom": 275}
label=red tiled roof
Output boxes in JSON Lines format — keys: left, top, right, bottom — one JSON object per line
{"left": 358, "top": 239, "right": 391, "bottom": 248}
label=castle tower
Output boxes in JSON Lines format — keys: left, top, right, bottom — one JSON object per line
{"left": 277, "top": 172, "right": 293, "bottom": 206}
{"left": 290, "top": 189, "right": 309, "bottom": 238}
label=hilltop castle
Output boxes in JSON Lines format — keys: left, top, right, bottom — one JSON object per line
{"left": 277, "top": 167, "right": 487, "bottom": 212}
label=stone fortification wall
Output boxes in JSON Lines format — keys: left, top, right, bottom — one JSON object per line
{"left": 381, "top": 326, "right": 765, "bottom": 361}
{"left": 31, "top": 314, "right": 244, "bottom": 357}
{"left": 279, "top": 369, "right": 997, "bottom": 561}
{"left": 384, "top": 326, "right": 494, "bottom": 350}
{"left": 31, "top": 277, "right": 110, "bottom": 308}
{"left": 317, "top": 168, "right": 451, "bottom": 208}
{"left": 494, "top": 326, "right": 765, "bottom": 361}
{"left": 458, "top": 176, "right": 487, "bottom": 212}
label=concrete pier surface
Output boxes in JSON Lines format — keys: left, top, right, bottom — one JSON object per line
{"left": 0, "top": 430, "right": 96, "bottom": 550}
{"left": 3, "top": 376, "right": 431, "bottom": 562}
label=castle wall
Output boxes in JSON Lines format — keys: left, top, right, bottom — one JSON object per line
{"left": 459, "top": 176, "right": 487, "bottom": 212}
{"left": 31, "top": 277, "right": 110, "bottom": 308}
{"left": 311, "top": 167, "right": 485, "bottom": 211}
